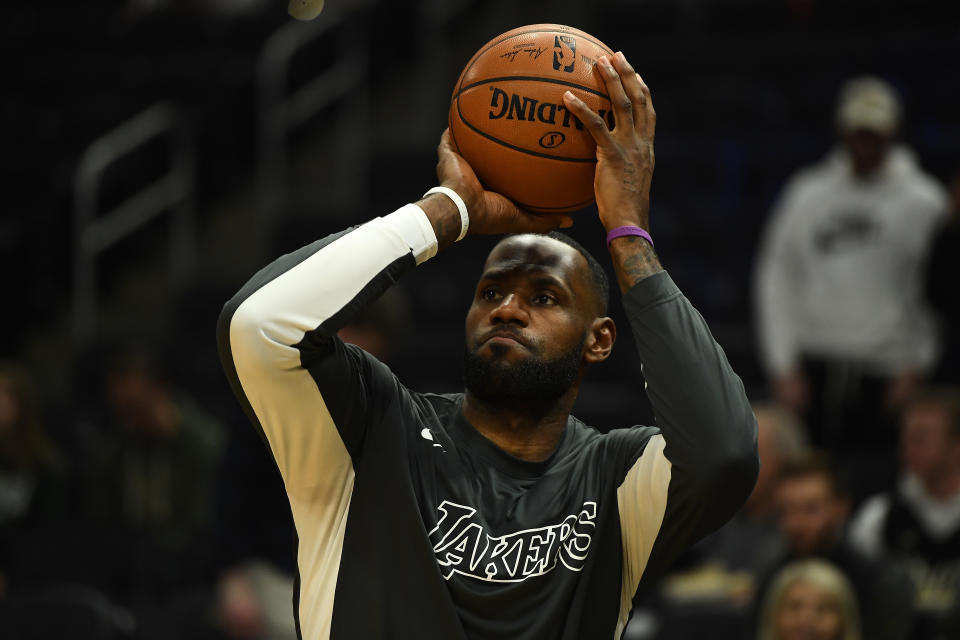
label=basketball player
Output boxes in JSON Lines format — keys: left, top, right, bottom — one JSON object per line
{"left": 218, "top": 52, "right": 758, "bottom": 639}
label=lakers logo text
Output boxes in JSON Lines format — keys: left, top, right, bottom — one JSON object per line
{"left": 428, "top": 500, "right": 597, "bottom": 583}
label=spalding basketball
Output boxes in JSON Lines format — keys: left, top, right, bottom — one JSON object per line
{"left": 449, "top": 24, "right": 616, "bottom": 213}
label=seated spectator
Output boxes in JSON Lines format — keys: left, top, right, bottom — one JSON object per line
{"left": 80, "top": 341, "right": 225, "bottom": 635}
{"left": 756, "top": 452, "right": 913, "bottom": 640}
{"left": 757, "top": 558, "right": 860, "bottom": 640}
{"left": 745, "top": 404, "right": 811, "bottom": 522}
{"left": 0, "top": 362, "right": 70, "bottom": 598}
{"left": 626, "top": 403, "right": 808, "bottom": 640}
{"left": 849, "top": 387, "right": 960, "bottom": 638}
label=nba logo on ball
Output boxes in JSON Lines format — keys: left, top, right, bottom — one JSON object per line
{"left": 553, "top": 36, "right": 576, "bottom": 72}
{"left": 449, "top": 24, "right": 617, "bottom": 212}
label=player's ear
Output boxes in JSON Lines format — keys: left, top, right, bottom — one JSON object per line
{"left": 584, "top": 317, "right": 616, "bottom": 364}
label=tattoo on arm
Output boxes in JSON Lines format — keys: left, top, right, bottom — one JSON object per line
{"left": 611, "top": 236, "right": 662, "bottom": 293}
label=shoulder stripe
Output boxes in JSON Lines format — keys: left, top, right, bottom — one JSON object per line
{"left": 614, "top": 433, "right": 671, "bottom": 637}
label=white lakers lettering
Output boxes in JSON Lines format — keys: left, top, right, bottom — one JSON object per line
{"left": 428, "top": 500, "right": 597, "bottom": 582}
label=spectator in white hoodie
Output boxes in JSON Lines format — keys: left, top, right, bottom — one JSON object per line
{"left": 754, "top": 76, "right": 948, "bottom": 499}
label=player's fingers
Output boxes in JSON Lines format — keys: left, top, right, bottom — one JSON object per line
{"left": 436, "top": 128, "right": 460, "bottom": 181}
{"left": 610, "top": 52, "right": 645, "bottom": 128}
{"left": 519, "top": 211, "right": 575, "bottom": 231}
{"left": 595, "top": 56, "right": 632, "bottom": 131}
{"left": 562, "top": 91, "right": 614, "bottom": 150}
{"left": 437, "top": 128, "right": 457, "bottom": 164}
{"left": 635, "top": 73, "right": 656, "bottom": 142}
{"left": 486, "top": 193, "right": 573, "bottom": 231}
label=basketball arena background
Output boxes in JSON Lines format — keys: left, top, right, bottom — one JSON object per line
{"left": 1, "top": 0, "right": 959, "bottom": 637}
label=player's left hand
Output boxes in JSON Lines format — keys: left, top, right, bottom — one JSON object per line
{"left": 562, "top": 52, "right": 655, "bottom": 232}
{"left": 435, "top": 129, "right": 574, "bottom": 236}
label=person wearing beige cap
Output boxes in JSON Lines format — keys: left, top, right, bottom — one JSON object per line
{"left": 754, "top": 75, "right": 949, "bottom": 502}
{"left": 835, "top": 77, "right": 902, "bottom": 178}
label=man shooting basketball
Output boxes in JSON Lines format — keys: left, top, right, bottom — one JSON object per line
{"left": 218, "top": 52, "right": 757, "bottom": 639}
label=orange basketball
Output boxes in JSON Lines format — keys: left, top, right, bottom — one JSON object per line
{"left": 449, "top": 24, "right": 615, "bottom": 213}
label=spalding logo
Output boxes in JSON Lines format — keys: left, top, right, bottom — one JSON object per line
{"left": 539, "top": 131, "right": 566, "bottom": 148}
{"left": 486, "top": 87, "right": 615, "bottom": 131}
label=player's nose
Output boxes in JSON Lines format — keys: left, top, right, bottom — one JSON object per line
{"left": 490, "top": 293, "right": 529, "bottom": 325}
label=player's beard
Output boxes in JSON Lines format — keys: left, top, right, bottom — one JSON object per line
{"left": 462, "top": 332, "right": 585, "bottom": 406}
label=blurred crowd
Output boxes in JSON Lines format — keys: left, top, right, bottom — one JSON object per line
{"left": 625, "top": 76, "right": 960, "bottom": 640}
{"left": 4, "top": 1, "right": 960, "bottom": 639}
{"left": 0, "top": 290, "right": 412, "bottom": 638}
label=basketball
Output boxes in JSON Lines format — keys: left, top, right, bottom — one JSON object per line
{"left": 449, "top": 24, "right": 616, "bottom": 213}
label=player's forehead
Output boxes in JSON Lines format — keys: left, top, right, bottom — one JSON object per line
{"left": 480, "top": 235, "right": 585, "bottom": 285}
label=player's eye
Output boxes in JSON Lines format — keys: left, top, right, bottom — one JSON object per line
{"left": 533, "top": 293, "right": 556, "bottom": 305}
{"left": 481, "top": 287, "right": 500, "bottom": 301}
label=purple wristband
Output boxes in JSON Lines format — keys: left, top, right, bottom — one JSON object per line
{"left": 606, "top": 225, "right": 653, "bottom": 248}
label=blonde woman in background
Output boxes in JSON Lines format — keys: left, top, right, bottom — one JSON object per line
{"left": 758, "top": 559, "right": 861, "bottom": 640}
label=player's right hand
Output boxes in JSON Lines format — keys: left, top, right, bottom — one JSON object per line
{"left": 435, "top": 129, "right": 574, "bottom": 236}
{"left": 562, "top": 52, "right": 655, "bottom": 233}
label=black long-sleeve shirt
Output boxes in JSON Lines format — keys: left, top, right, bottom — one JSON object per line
{"left": 217, "top": 204, "right": 758, "bottom": 639}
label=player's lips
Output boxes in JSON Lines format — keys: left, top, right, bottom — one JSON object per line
{"left": 480, "top": 330, "right": 529, "bottom": 348}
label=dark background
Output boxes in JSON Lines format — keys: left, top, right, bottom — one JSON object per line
{"left": 4, "top": 0, "right": 959, "bottom": 417}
